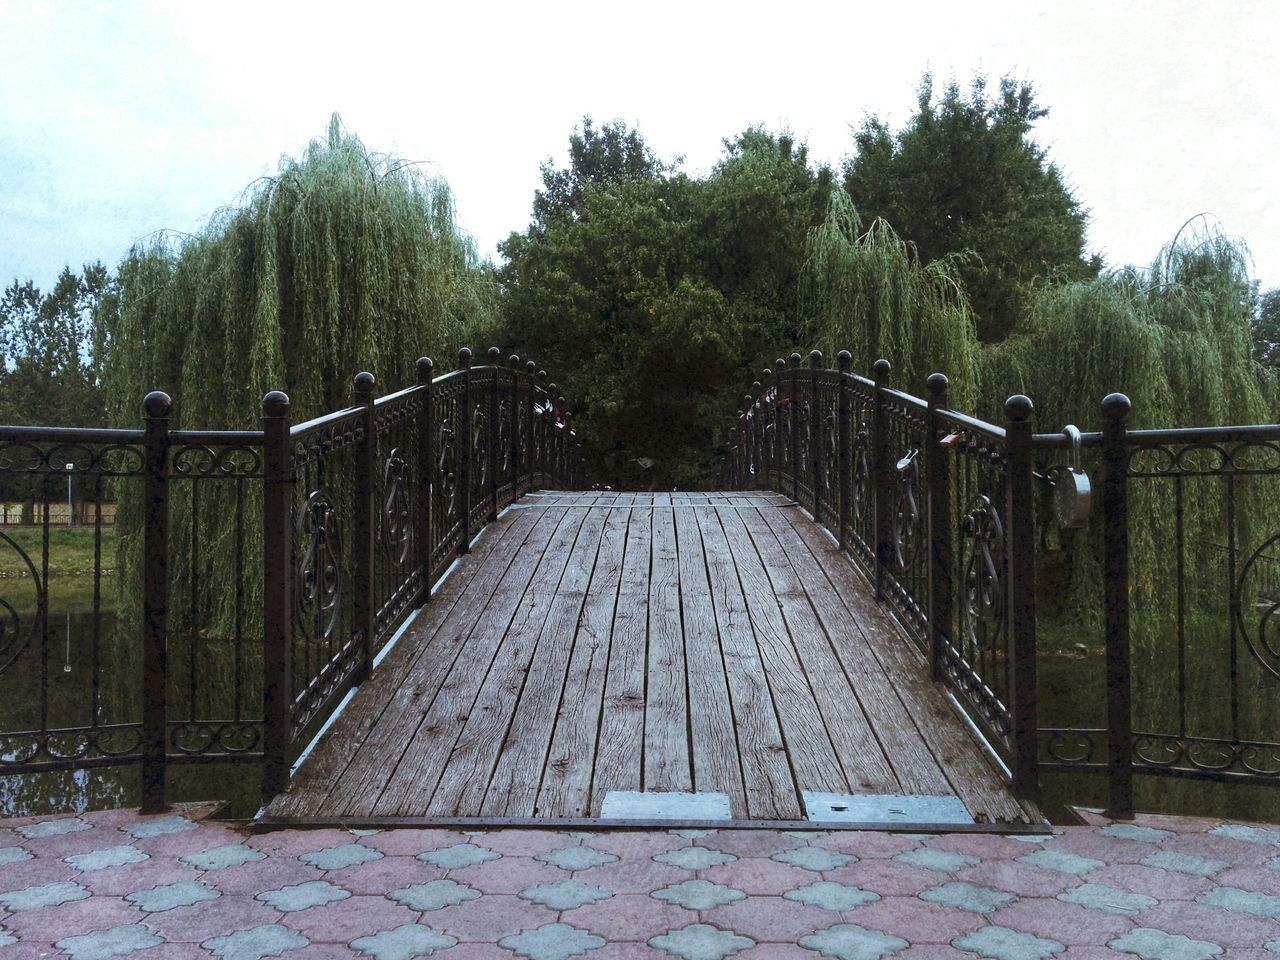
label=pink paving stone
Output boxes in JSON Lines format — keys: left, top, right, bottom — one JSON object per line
{"left": 951, "top": 859, "right": 1082, "bottom": 897}
{"left": 819, "top": 831, "right": 921, "bottom": 858}
{"left": 585, "top": 831, "right": 688, "bottom": 860}
{"left": 78, "top": 859, "right": 203, "bottom": 897}
{"left": 141, "top": 894, "right": 281, "bottom": 942}
{"left": 893, "top": 946, "right": 979, "bottom": 959}
{"left": 701, "top": 831, "right": 806, "bottom": 860}
{"left": 27, "top": 826, "right": 125, "bottom": 859}
{"left": 927, "top": 833, "right": 1051, "bottom": 860}
{"left": 247, "top": 828, "right": 357, "bottom": 857}
{"left": 1163, "top": 832, "right": 1280, "bottom": 866}
{"left": 736, "top": 943, "right": 821, "bottom": 959}
{"left": 201, "top": 855, "right": 324, "bottom": 895}
{"left": 585, "top": 944, "right": 667, "bottom": 960}
{"left": 1055, "top": 948, "right": 1130, "bottom": 960}
{"left": 988, "top": 897, "right": 1134, "bottom": 945}
{"left": 700, "top": 857, "right": 815, "bottom": 896}
{"left": 843, "top": 897, "right": 986, "bottom": 944}
{"left": 473, "top": 829, "right": 570, "bottom": 857}
{"left": 434, "top": 944, "right": 521, "bottom": 960}
{"left": 1133, "top": 900, "right": 1280, "bottom": 948}
{"left": 429, "top": 892, "right": 555, "bottom": 941}
{"left": 562, "top": 894, "right": 696, "bottom": 938}
{"left": 2, "top": 897, "right": 143, "bottom": 941}
{"left": 448, "top": 856, "right": 565, "bottom": 894}
{"left": 702, "top": 896, "right": 841, "bottom": 942}
{"left": 0, "top": 945, "right": 61, "bottom": 960}
{"left": 0, "top": 854, "right": 78, "bottom": 890}
{"left": 278, "top": 894, "right": 420, "bottom": 942}
{"left": 131, "top": 825, "right": 245, "bottom": 858}
{"left": 1132, "top": 813, "right": 1219, "bottom": 833}
{"left": 825, "top": 858, "right": 941, "bottom": 897}
{"left": 360, "top": 828, "right": 468, "bottom": 856}
{"left": 1082, "top": 863, "right": 1215, "bottom": 900}
{"left": 576, "top": 857, "right": 689, "bottom": 894}
{"left": 128, "top": 944, "right": 216, "bottom": 959}
{"left": 1049, "top": 832, "right": 1151, "bottom": 865}
{"left": 1214, "top": 864, "right": 1280, "bottom": 892}
{"left": 325, "top": 855, "right": 445, "bottom": 894}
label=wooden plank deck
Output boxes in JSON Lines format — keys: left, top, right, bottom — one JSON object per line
{"left": 268, "top": 491, "right": 1041, "bottom": 825}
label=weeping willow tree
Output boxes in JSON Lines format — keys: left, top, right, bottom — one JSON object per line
{"left": 800, "top": 187, "right": 980, "bottom": 407}
{"left": 104, "top": 116, "right": 498, "bottom": 634}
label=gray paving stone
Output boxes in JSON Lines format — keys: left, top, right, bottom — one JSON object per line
{"left": 1107, "top": 928, "right": 1223, "bottom": 960}
{"left": 536, "top": 845, "right": 619, "bottom": 871}
{"left": 649, "top": 923, "right": 754, "bottom": 960}
{"left": 798, "top": 923, "right": 908, "bottom": 960}
{"left": 122, "top": 815, "right": 196, "bottom": 839}
{"left": 388, "top": 879, "right": 480, "bottom": 911}
{"left": 651, "top": 879, "right": 746, "bottom": 910}
{"left": 893, "top": 848, "right": 977, "bottom": 872}
{"left": 1210, "top": 823, "right": 1280, "bottom": 845}
{"left": 1268, "top": 856, "right": 1280, "bottom": 872}
{"left": 0, "top": 930, "right": 14, "bottom": 948}
{"left": 1017, "top": 848, "right": 1103, "bottom": 876}
{"left": 299, "top": 843, "right": 384, "bottom": 870}
{"left": 772, "top": 846, "right": 853, "bottom": 872}
{"left": 0, "top": 846, "right": 31, "bottom": 866}
{"left": 953, "top": 925, "right": 1064, "bottom": 960}
{"left": 0, "top": 880, "right": 91, "bottom": 912}
{"left": 417, "top": 842, "right": 500, "bottom": 869}
{"left": 1197, "top": 885, "right": 1280, "bottom": 918}
{"left": 655, "top": 846, "right": 737, "bottom": 870}
{"left": 1140, "top": 851, "right": 1227, "bottom": 877}
{"left": 520, "top": 879, "right": 613, "bottom": 910}
{"left": 1099, "top": 823, "right": 1173, "bottom": 844}
{"left": 56, "top": 922, "right": 162, "bottom": 960}
{"left": 499, "top": 922, "right": 605, "bottom": 960}
{"left": 256, "top": 879, "right": 351, "bottom": 912}
{"left": 65, "top": 844, "right": 148, "bottom": 872}
{"left": 182, "top": 843, "right": 267, "bottom": 871}
{"left": 348, "top": 828, "right": 381, "bottom": 837}
{"left": 920, "top": 882, "right": 1014, "bottom": 914}
{"left": 203, "top": 923, "right": 310, "bottom": 960}
{"left": 351, "top": 924, "right": 456, "bottom": 960}
{"left": 126, "top": 879, "right": 220, "bottom": 912}
{"left": 1266, "top": 939, "right": 1280, "bottom": 954}
{"left": 1057, "top": 883, "right": 1157, "bottom": 916}
{"left": 784, "top": 881, "right": 879, "bottom": 911}
{"left": 18, "top": 818, "right": 89, "bottom": 839}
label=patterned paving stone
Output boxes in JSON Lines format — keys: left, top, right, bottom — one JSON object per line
{"left": 798, "top": 923, "right": 908, "bottom": 960}
{"left": 0, "top": 846, "right": 31, "bottom": 866}
{"left": 1140, "top": 851, "right": 1227, "bottom": 877}
{"left": 672, "top": 829, "right": 716, "bottom": 840}
{"left": 256, "top": 879, "right": 351, "bottom": 912}
{"left": 1099, "top": 824, "right": 1172, "bottom": 844}
{"left": 18, "top": 818, "right": 90, "bottom": 839}
{"left": 919, "top": 883, "right": 1014, "bottom": 914}
{"left": 1197, "top": 885, "right": 1280, "bottom": 918}
{"left": 121, "top": 816, "right": 196, "bottom": 839}
{"left": 0, "top": 879, "right": 91, "bottom": 911}
{"left": 893, "top": 849, "right": 977, "bottom": 873}
{"left": 0, "top": 930, "right": 13, "bottom": 948}
{"left": 65, "top": 845, "right": 148, "bottom": 872}
{"left": 182, "top": 843, "right": 268, "bottom": 871}
{"left": 1107, "top": 928, "right": 1223, "bottom": 960}
{"left": 649, "top": 923, "right": 754, "bottom": 960}
{"left": 499, "top": 922, "right": 606, "bottom": 960}
{"left": 772, "top": 847, "right": 853, "bottom": 872}
{"left": 521, "top": 879, "right": 614, "bottom": 910}
{"left": 952, "top": 926, "right": 1064, "bottom": 960}
{"left": 1209, "top": 823, "right": 1280, "bottom": 845}
{"left": 418, "top": 843, "right": 501, "bottom": 869}
{"left": 351, "top": 923, "right": 456, "bottom": 959}
{"left": 1057, "top": 882, "right": 1157, "bottom": 916}
{"left": 1267, "top": 940, "right": 1280, "bottom": 954}
{"left": 389, "top": 879, "right": 481, "bottom": 911}
{"left": 55, "top": 922, "right": 162, "bottom": 959}
{"left": 651, "top": 880, "right": 745, "bottom": 910}
{"left": 1016, "top": 849, "right": 1102, "bottom": 876}
{"left": 203, "top": 923, "right": 310, "bottom": 960}
{"left": 126, "top": 879, "right": 220, "bottom": 912}
{"left": 782, "top": 881, "right": 878, "bottom": 911}
{"left": 536, "top": 845, "right": 619, "bottom": 871}
{"left": 300, "top": 843, "right": 384, "bottom": 871}
{"left": 655, "top": 846, "right": 737, "bottom": 871}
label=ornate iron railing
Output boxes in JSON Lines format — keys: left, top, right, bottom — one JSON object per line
{"left": 0, "top": 347, "right": 586, "bottom": 813}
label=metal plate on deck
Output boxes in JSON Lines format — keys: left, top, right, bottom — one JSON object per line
{"left": 803, "top": 791, "right": 974, "bottom": 825}
{"left": 600, "top": 791, "right": 732, "bottom": 820}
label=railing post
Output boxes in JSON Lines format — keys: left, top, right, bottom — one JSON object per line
{"left": 751, "top": 381, "right": 762, "bottom": 489}
{"left": 509, "top": 355, "right": 521, "bottom": 500}
{"left": 872, "top": 359, "right": 892, "bottom": 600}
{"left": 1101, "top": 392, "right": 1134, "bottom": 819}
{"left": 487, "top": 347, "right": 501, "bottom": 521}
{"left": 760, "top": 368, "right": 773, "bottom": 491}
{"left": 837, "top": 351, "right": 852, "bottom": 552}
{"left": 741, "top": 396, "right": 753, "bottom": 489}
{"left": 537, "top": 369, "right": 549, "bottom": 486}
{"left": 457, "top": 347, "right": 472, "bottom": 554}
{"left": 261, "top": 390, "right": 294, "bottom": 806}
{"left": 352, "top": 371, "right": 376, "bottom": 681}
{"left": 926, "top": 373, "right": 952, "bottom": 684}
{"left": 809, "top": 350, "right": 823, "bottom": 521}
{"left": 526, "top": 362, "right": 538, "bottom": 492}
{"left": 416, "top": 357, "right": 434, "bottom": 603}
{"left": 774, "top": 358, "right": 786, "bottom": 490}
{"left": 1004, "top": 394, "right": 1040, "bottom": 802}
{"left": 141, "top": 390, "right": 171, "bottom": 813}
{"left": 790, "top": 352, "right": 802, "bottom": 504}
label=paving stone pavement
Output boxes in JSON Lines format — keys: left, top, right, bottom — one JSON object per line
{"left": 1, "top": 806, "right": 1279, "bottom": 957}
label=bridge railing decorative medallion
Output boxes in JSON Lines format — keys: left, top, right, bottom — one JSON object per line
{"left": 0, "top": 349, "right": 585, "bottom": 813}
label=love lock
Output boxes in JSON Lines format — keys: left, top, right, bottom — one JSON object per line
{"left": 1054, "top": 425, "right": 1092, "bottom": 528}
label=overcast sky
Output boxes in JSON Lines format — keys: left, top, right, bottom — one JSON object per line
{"left": 2, "top": 0, "right": 1277, "bottom": 295}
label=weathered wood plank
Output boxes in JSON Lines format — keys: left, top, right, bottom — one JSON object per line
{"left": 591, "top": 507, "right": 651, "bottom": 807}
{"left": 644, "top": 506, "right": 692, "bottom": 793}
{"left": 675, "top": 506, "right": 748, "bottom": 814}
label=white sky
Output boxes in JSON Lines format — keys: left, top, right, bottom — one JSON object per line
{"left": 2, "top": 0, "right": 1278, "bottom": 294}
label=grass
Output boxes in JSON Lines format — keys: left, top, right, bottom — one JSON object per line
{"left": 0, "top": 525, "right": 116, "bottom": 578}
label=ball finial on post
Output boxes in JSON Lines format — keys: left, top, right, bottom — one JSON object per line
{"left": 457, "top": 347, "right": 472, "bottom": 370}
{"left": 261, "top": 391, "right": 291, "bottom": 418}
{"left": 1003, "top": 394, "right": 1035, "bottom": 423}
{"left": 872, "top": 358, "right": 891, "bottom": 383}
{"left": 837, "top": 350, "right": 852, "bottom": 373}
{"left": 487, "top": 346, "right": 501, "bottom": 366}
{"left": 142, "top": 390, "right": 172, "bottom": 419}
{"left": 1101, "top": 392, "right": 1131, "bottom": 422}
{"left": 809, "top": 349, "right": 823, "bottom": 368}
{"left": 353, "top": 371, "right": 375, "bottom": 399}
{"left": 927, "top": 372, "right": 949, "bottom": 403}
{"left": 416, "top": 357, "right": 434, "bottom": 384}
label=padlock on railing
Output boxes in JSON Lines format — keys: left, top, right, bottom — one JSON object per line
{"left": 1053, "top": 424, "right": 1092, "bottom": 528}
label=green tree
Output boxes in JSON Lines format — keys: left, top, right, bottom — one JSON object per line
{"left": 1252, "top": 287, "right": 1280, "bottom": 367}
{"left": 844, "top": 73, "right": 1097, "bottom": 341}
